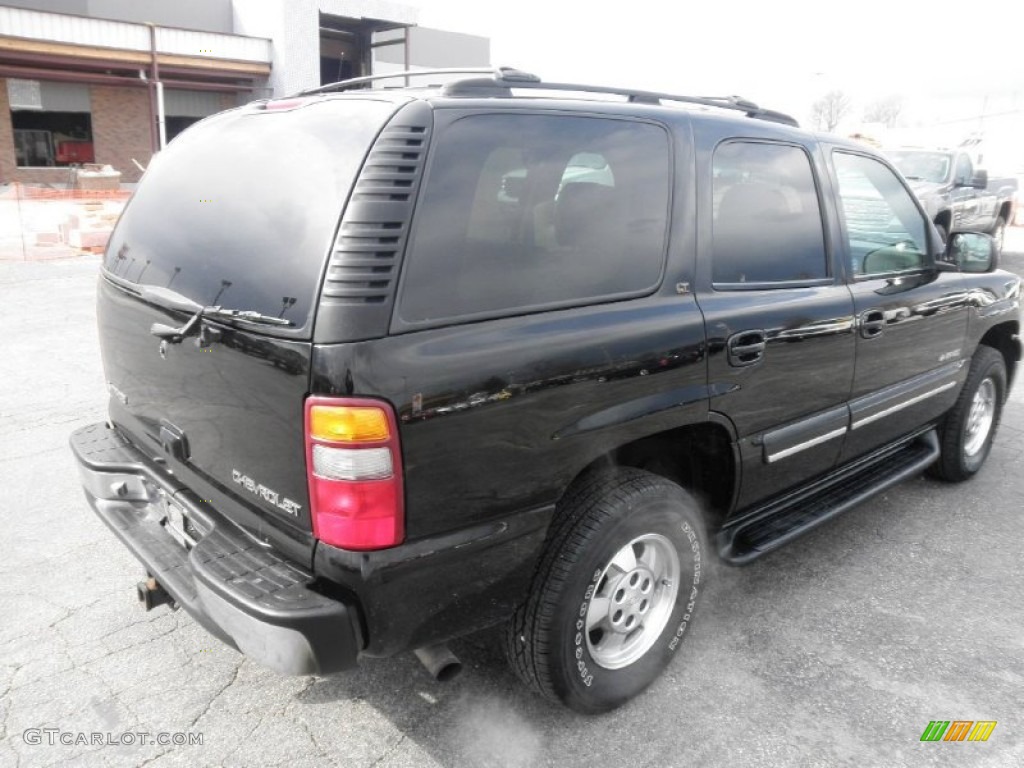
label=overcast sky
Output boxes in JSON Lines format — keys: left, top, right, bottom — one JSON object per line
{"left": 406, "top": 0, "right": 1024, "bottom": 161}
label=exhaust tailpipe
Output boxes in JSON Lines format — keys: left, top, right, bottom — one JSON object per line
{"left": 136, "top": 577, "right": 175, "bottom": 611}
{"left": 414, "top": 643, "right": 462, "bottom": 682}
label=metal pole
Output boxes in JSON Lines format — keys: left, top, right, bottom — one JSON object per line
{"left": 156, "top": 80, "right": 167, "bottom": 149}
{"left": 403, "top": 29, "right": 409, "bottom": 87}
{"left": 148, "top": 24, "right": 166, "bottom": 151}
{"left": 15, "top": 182, "right": 28, "bottom": 261}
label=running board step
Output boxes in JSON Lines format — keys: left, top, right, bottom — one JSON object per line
{"left": 717, "top": 429, "right": 940, "bottom": 565}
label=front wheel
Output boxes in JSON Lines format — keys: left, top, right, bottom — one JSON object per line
{"left": 929, "top": 346, "right": 1006, "bottom": 482}
{"left": 505, "top": 468, "right": 707, "bottom": 713}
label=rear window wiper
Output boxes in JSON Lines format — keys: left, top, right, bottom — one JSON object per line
{"left": 117, "top": 283, "right": 292, "bottom": 342}
{"left": 150, "top": 305, "right": 292, "bottom": 343}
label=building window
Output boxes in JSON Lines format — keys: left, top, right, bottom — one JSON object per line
{"left": 9, "top": 80, "right": 93, "bottom": 168}
{"left": 12, "top": 111, "right": 94, "bottom": 167}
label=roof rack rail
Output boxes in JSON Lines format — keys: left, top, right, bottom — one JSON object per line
{"left": 295, "top": 67, "right": 540, "bottom": 97}
{"left": 293, "top": 67, "right": 798, "bottom": 127}
{"left": 441, "top": 73, "right": 799, "bottom": 127}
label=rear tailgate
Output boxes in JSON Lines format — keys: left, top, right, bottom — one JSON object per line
{"left": 97, "top": 97, "right": 400, "bottom": 566}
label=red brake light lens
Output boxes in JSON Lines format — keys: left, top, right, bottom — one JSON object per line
{"left": 304, "top": 396, "right": 404, "bottom": 550}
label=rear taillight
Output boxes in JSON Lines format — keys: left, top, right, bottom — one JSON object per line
{"left": 304, "top": 396, "right": 404, "bottom": 550}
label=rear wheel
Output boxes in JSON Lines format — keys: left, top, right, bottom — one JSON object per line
{"left": 929, "top": 346, "right": 1006, "bottom": 481}
{"left": 505, "top": 468, "right": 707, "bottom": 713}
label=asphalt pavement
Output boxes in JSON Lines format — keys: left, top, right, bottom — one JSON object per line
{"left": 1, "top": 233, "right": 1022, "bottom": 768}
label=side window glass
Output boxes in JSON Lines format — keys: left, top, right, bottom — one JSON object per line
{"left": 712, "top": 142, "right": 828, "bottom": 286}
{"left": 400, "top": 115, "right": 670, "bottom": 324}
{"left": 833, "top": 152, "right": 928, "bottom": 277}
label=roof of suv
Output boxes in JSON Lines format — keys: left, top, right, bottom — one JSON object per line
{"left": 279, "top": 66, "right": 803, "bottom": 131}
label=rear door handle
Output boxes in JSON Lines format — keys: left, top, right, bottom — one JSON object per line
{"left": 859, "top": 309, "right": 885, "bottom": 338}
{"left": 727, "top": 330, "right": 766, "bottom": 367}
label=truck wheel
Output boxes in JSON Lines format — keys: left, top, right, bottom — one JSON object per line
{"left": 990, "top": 216, "right": 1006, "bottom": 255}
{"left": 935, "top": 222, "right": 948, "bottom": 246}
{"left": 505, "top": 468, "right": 706, "bottom": 713}
{"left": 929, "top": 346, "right": 1006, "bottom": 482}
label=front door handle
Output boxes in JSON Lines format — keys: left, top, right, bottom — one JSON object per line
{"left": 860, "top": 309, "right": 885, "bottom": 338}
{"left": 727, "top": 330, "right": 766, "bottom": 367}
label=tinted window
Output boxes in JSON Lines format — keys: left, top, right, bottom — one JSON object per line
{"left": 399, "top": 115, "right": 670, "bottom": 324}
{"left": 103, "top": 100, "right": 395, "bottom": 336}
{"left": 712, "top": 142, "right": 827, "bottom": 285}
{"left": 833, "top": 152, "right": 928, "bottom": 276}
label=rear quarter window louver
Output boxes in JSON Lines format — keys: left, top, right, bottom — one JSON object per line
{"left": 314, "top": 101, "right": 433, "bottom": 343}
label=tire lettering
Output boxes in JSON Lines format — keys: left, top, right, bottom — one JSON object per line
{"left": 668, "top": 529, "right": 703, "bottom": 654}
{"left": 575, "top": 587, "right": 599, "bottom": 687}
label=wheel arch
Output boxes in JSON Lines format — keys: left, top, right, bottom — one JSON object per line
{"left": 978, "top": 321, "right": 1020, "bottom": 392}
{"left": 564, "top": 419, "right": 737, "bottom": 532}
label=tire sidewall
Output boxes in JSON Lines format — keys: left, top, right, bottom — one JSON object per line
{"left": 550, "top": 492, "right": 705, "bottom": 712}
{"left": 955, "top": 354, "right": 1006, "bottom": 475}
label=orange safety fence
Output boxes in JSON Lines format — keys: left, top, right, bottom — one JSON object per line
{"left": 0, "top": 182, "right": 133, "bottom": 202}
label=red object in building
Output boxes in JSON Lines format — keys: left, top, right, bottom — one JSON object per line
{"left": 55, "top": 141, "right": 95, "bottom": 164}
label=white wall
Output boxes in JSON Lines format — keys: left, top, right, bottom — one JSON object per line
{"left": 232, "top": 0, "right": 419, "bottom": 97}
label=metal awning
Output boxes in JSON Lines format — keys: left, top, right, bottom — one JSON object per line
{"left": 0, "top": 6, "right": 270, "bottom": 92}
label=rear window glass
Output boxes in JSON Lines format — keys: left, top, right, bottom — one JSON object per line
{"left": 398, "top": 114, "right": 671, "bottom": 324}
{"left": 103, "top": 99, "right": 396, "bottom": 336}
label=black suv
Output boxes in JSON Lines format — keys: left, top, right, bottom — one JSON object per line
{"left": 71, "top": 68, "right": 1021, "bottom": 713}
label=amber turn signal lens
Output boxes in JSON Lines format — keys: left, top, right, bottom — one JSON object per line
{"left": 309, "top": 405, "right": 390, "bottom": 443}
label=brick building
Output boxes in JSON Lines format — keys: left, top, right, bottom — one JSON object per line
{"left": 0, "top": 0, "right": 488, "bottom": 184}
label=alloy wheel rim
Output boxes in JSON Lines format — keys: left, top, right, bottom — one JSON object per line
{"left": 585, "top": 533, "right": 680, "bottom": 670}
{"left": 964, "top": 378, "right": 996, "bottom": 457}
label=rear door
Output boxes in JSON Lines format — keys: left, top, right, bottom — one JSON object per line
{"left": 826, "top": 148, "right": 969, "bottom": 462}
{"left": 693, "top": 126, "right": 856, "bottom": 510}
{"left": 98, "top": 97, "right": 399, "bottom": 565}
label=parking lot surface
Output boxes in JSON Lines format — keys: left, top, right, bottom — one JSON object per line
{"left": 1, "top": 233, "right": 1022, "bottom": 768}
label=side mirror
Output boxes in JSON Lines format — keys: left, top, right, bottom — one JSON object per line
{"left": 947, "top": 232, "right": 998, "bottom": 273}
{"left": 969, "top": 168, "right": 988, "bottom": 189}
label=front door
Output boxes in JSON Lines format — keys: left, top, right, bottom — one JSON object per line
{"left": 827, "top": 149, "right": 970, "bottom": 461}
{"left": 951, "top": 152, "right": 980, "bottom": 231}
{"left": 694, "top": 133, "right": 856, "bottom": 510}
